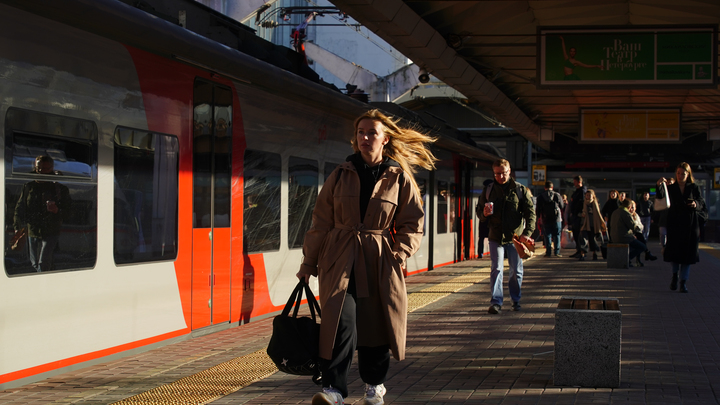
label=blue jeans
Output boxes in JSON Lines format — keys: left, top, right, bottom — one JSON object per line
{"left": 671, "top": 262, "right": 691, "bottom": 281}
{"left": 28, "top": 235, "right": 59, "bottom": 272}
{"left": 640, "top": 216, "right": 651, "bottom": 241}
{"left": 543, "top": 221, "right": 561, "bottom": 255}
{"left": 489, "top": 240, "right": 523, "bottom": 306}
{"left": 628, "top": 239, "right": 646, "bottom": 261}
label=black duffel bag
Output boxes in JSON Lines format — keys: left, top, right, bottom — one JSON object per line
{"left": 266, "top": 279, "right": 322, "bottom": 384}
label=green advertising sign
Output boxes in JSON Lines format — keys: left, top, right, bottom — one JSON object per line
{"left": 538, "top": 26, "right": 716, "bottom": 88}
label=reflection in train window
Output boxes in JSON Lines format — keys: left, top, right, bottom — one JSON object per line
{"left": 289, "top": 157, "right": 318, "bottom": 249}
{"left": 244, "top": 150, "right": 281, "bottom": 253}
{"left": 449, "top": 182, "right": 457, "bottom": 232}
{"left": 416, "top": 178, "right": 427, "bottom": 235}
{"left": 437, "top": 180, "right": 448, "bottom": 234}
{"left": 113, "top": 128, "right": 179, "bottom": 265}
{"left": 4, "top": 108, "right": 97, "bottom": 275}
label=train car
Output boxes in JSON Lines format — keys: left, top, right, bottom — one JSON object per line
{"left": 0, "top": 0, "right": 498, "bottom": 388}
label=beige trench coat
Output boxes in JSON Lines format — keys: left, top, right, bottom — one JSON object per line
{"left": 298, "top": 160, "right": 424, "bottom": 361}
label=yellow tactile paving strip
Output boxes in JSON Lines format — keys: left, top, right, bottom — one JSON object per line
{"left": 111, "top": 253, "right": 537, "bottom": 405}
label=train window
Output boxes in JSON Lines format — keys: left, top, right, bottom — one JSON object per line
{"left": 244, "top": 150, "right": 281, "bottom": 253}
{"left": 449, "top": 182, "right": 457, "bottom": 232}
{"left": 289, "top": 157, "right": 319, "bottom": 249}
{"left": 437, "top": 180, "right": 448, "bottom": 234}
{"left": 4, "top": 108, "right": 97, "bottom": 275}
{"left": 193, "top": 79, "right": 233, "bottom": 229}
{"left": 113, "top": 127, "right": 179, "bottom": 265}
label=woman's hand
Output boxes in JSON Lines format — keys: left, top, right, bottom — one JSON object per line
{"left": 296, "top": 272, "right": 310, "bottom": 284}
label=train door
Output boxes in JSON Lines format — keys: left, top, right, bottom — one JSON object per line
{"left": 191, "top": 79, "right": 233, "bottom": 329}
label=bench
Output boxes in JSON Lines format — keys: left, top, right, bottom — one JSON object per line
{"left": 606, "top": 243, "right": 629, "bottom": 269}
{"left": 554, "top": 297, "right": 621, "bottom": 388}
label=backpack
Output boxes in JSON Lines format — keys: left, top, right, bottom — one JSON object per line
{"left": 541, "top": 191, "right": 560, "bottom": 220}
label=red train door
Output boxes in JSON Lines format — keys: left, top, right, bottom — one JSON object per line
{"left": 191, "top": 79, "right": 233, "bottom": 329}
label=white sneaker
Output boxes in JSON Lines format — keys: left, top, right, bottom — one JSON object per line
{"left": 312, "top": 387, "right": 344, "bottom": 405}
{"left": 362, "top": 383, "right": 386, "bottom": 405}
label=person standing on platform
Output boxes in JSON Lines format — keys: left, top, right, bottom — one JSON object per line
{"left": 569, "top": 175, "right": 587, "bottom": 258}
{"left": 578, "top": 189, "right": 606, "bottom": 261}
{"left": 637, "top": 192, "right": 653, "bottom": 241}
{"left": 610, "top": 198, "right": 646, "bottom": 267}
{"left": 297, "top": 109, "right": 435, "bottom": 405}
{"left": 657, "top": 163, "right": 708, "bottom": 293}
{"left": 536, "top": 181, "right": 565, "bottom": 257}
{"left": 477, "top": 159, "right": 535, "bottom": 314}
{"left": 602, "top": 189, "right": 620, "bottom": 240}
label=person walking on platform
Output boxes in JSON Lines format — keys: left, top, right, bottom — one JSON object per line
{"left": 610, "top": 198, "right": 646, "bottom": 267}
{"left": 657, "top": 163, "right": 708, "bottom": 293}
{"left": 637, "top": 192, "right": 653, "bottom": 241}
{"left": 477, "top": 159, "right": 535, "bottom": 314}
{"left": 601, "top": 189, "right": 620, "bottom": 240}
{"left": 536, "top": 181, "right": 564, "bottom": 257}
{"left": 297, "top": 109, "right": 435, "bottom": 405}
{"left": 569, "top": 175, "right": 587, "bottom": 258}
{"left": 578, "top": 189, "right": 606, "bottom": 261}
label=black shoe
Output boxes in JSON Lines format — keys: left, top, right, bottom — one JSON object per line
{"left": 488, "top": 304, "right": 501, "bottom": 314}
{"left": 680, "top": 280, "right": 688, "bottom": 293}
{"left": 636, "top": 258, "right": 644, "bottom": 267}
{"left": 628, "top": 261, "right": 634, "bottom": 268}
{"left": 512, "top": 302, "right": 521, "bottom": 311}
{"left": 593, "top": 253, "right": 598, "bottom": 261}
{"left": 645, "top": 251, "right": 657, "bottom": 261}
{"left": 569, "top": 252, "right": 581, "bottom": 258}
{"left": 670, "top": 273, "right": 678, "bottom": 290}
{"left": 578, "top": 255, "right": 585, "bottom": 261}
{"left": 544, "top": 253, "right": 552, "bottom": 257}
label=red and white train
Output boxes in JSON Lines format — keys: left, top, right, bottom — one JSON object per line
{"left": 0, "top": 0, "right": 497, "bottom": 388}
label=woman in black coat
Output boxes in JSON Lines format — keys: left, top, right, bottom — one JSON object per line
{"left": 657, "top": 163, "right": 708, "bottom": 293}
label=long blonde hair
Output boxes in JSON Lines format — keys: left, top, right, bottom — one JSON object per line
{"left": 351, "top": 109, "right": 437, "bottom": 191}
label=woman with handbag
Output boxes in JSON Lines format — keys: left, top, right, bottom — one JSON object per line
{"left": 297, "top": 109, "right": 435, "bottom": 405}
{"left": 657, "top": 163, "right": 708, "bottom": 293}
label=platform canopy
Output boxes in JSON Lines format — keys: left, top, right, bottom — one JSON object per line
{"left": 329, "top": 0, "right": 720, "bottom": 165}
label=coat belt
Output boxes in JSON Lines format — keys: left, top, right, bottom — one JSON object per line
{"left": 335, "top": 224, "right": 390, "bottom": 298}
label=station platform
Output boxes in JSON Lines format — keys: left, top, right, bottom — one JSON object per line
{"left": 3, "top": 243, "right": 720, "bottom": 405}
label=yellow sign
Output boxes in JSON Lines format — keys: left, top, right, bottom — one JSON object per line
{"left": 532, "top": 165, "right": 546, "bottom": 186}
{"left": 580, "top": 109, "right": 680, "bottom": 142}
{"left": 715, "top": 167, "right": 720, "bottom": 189}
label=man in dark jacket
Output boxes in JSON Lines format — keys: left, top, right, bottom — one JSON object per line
{"left": 477, "top": 159, "right": 535, "bottom": 314}
{"left": 536, "top": 181, "right": 565, "bottom": 257}
{"left": 569, "top": 175, "right": 587, "bottom": 258}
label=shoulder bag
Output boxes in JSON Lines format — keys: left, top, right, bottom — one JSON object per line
{"left": 654, "top": 182, "right": 670, "bottom": 211}
{"left": 266, "top": 279, "right": 322, "bottom": 384}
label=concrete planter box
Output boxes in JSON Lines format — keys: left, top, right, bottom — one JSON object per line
{"left": 554, "top": 297, "right": 621, "bottom": 388}
{"left": 607, "top": 244, "right": 629, "bottom": 269}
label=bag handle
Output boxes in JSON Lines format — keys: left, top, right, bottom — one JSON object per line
{"left": 281, "top": 279, "right": 322, "bottom": 322}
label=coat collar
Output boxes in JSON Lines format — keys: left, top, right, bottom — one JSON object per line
{"left": 346, "top": 152, "right": 400, "bottom": 170}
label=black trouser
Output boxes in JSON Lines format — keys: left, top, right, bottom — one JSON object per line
{"left": 320, "top": 274, "right": 391, "bottom": 398}
{"left": 572, "top": 216, "right": 587, "bottom": 253}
